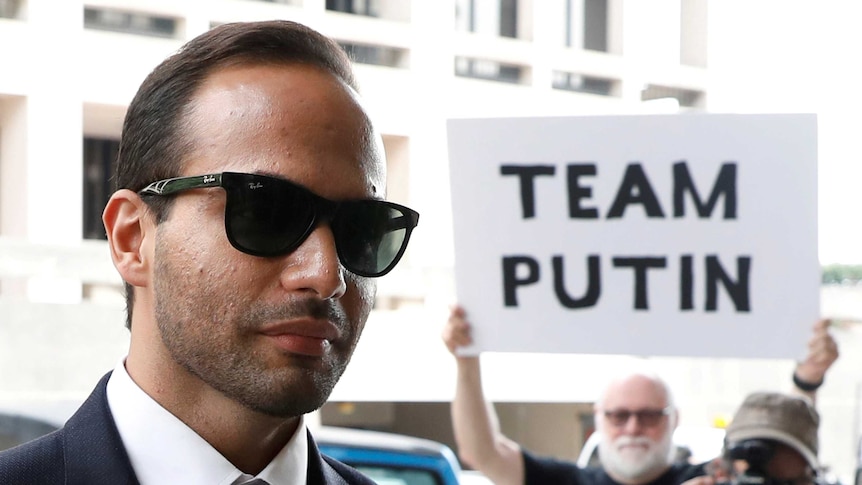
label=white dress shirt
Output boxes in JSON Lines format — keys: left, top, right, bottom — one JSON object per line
{"left": 106, "top": 358, "right": 308, "bottom": 485}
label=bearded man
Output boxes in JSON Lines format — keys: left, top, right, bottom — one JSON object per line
{"left": 441, "top": 305, "right": 837, "bottom": 485}
{"left": 588, "top": 371, "right": 696, "bottom": 484}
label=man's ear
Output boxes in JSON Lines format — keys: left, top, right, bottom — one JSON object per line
{"left": 103, "top": 189, "right": 154, "bottom": 288}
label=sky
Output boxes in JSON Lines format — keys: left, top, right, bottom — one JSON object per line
{"left": 707, "top": 1, "right": 862, "bottom": 265}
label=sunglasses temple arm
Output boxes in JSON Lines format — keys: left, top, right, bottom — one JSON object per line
{"left": 385, "top": 214, "right": 417, "bottom": 231}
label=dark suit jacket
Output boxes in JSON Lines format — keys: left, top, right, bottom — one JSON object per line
{"left": 0, "top": 373, "right": 375, "bottom": 485}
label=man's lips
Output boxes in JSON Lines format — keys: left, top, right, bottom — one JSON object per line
{"left": 259, "top": 320, "right": 340, "bottom": 357}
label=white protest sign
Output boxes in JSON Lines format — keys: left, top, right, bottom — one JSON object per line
{"left": 447, "top": 114, "right": 818, "bottom": 359}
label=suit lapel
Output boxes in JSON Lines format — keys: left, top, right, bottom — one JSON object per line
{"left": 63, "top": 372, "right": 140, "bottom": 485}
{"left": 306, "top": 431, "right": 355, "bottom": 485}
{"left": 58, "top": 374, "right": 368, "bottom": 485}
{"left": 306, "top": 431, "right": 336, "bottom": 485}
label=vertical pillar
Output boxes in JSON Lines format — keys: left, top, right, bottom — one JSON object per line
{"left": 406, "top": 0, "right": 454, "bottom": 256}
{"left": 405, "top": 0, "right": 458, "bottom": 305}
{"left": 530, "top": 0, "right": 558, "bottom": 90}
{"left": 0, "top": 97, "right": 28, "bottom": 298}
{"left": 0, "top": 97, "right": 27, "bottom": 239}
{"left": 25, "top": 0, "right": 84, "bottom": 302}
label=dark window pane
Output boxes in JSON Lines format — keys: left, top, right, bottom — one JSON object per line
{"left": 83, "top": 138, "right": 119, "bottom": 240}
{"left": 552, "top": 71, "right": 615, "bottom": 96}
{"left": 500, "top": 0, "right": 517, "bottom": 38}
{"left": 327, "top": 0, "right": 352, "bottom": 11}
{"left": 584, "top": 0, "right": 608, "bottom": 52}
{"left": 0, "top": 0, "right": 21, "bottom": 19}
{"left": 339, "top": 42, "right": 407, "bottom": 68}
{"left": 84, "top": 7, "right": 178, "bottom": 38}
{"left": 326, "top": 0, "right": 378, "bottom": 17}
{"left": 455, "top": 57, "right": 522, "bottom": 84}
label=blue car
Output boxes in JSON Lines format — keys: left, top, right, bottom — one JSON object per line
{"left": 315, "top": 426, "right": 462, "bottom": 485}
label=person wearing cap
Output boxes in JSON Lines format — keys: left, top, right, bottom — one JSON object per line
{"left": 684, "top": 392, "right": 820, "bottom": 485}
{"left": 727, "top": 392, "right": 820, "bottom": 478}
{"left": 442, "top": 306, "right": 838, "bottom": 485}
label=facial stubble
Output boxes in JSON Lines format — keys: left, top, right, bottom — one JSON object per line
{"left": 151, "top": 237, "right": 366, "bottom": 418}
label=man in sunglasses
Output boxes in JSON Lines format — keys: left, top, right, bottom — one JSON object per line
{"left": 441, "top": 306, "right": 837, "bottom": 485}
{"left": 0, "top": 20, "right": 417, "bottom": 484}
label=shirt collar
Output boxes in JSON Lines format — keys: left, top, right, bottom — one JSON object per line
{"left": 106, "top": 357, "right": 308, "bottom": 485}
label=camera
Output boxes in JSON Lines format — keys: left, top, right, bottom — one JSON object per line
{"left": 724, "top": 439, "right": 799, "bottom": 485}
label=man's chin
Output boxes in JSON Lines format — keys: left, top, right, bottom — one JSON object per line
{"left": 609, "top": 448, "right": 660, "bottom": 473}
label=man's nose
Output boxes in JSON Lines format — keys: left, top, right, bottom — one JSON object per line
{"left": 622, "top": 413, "right": 645, "bottom": 434}
{"left": 279, "top": 224, "right": 347, "bottom": 300}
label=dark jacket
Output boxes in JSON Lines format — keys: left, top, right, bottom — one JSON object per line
{"left": 523, "top": 449, "right": 707, "bottom": 485}
{"left": 0, "top": 373, "right": 374, "bottom": 485}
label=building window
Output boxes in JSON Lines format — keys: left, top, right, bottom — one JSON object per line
{"left": 563, "top": 0, "right": 608, "bottom": 51}
{"left": 583, "top": 0, "right": 607, "bottom": 51}
{"left": 455, "top": 0, "right": 519, "bottom": 39}
{"left": 83, "top": 137, "right": 119, "bottom": 240}
{"left": 84, "top": 8, "right": 178, "bottom": 38}
{"left": 455, "top": 57, "right": 522, "bottom": 84}
{"left": 0, "top": 0, "right": 20, "bottom": 19}
{"left": 499, "top": 0, "right": 517, "bottom": 38}
{"left": 327, "top": 0, "right": 379, "bottom": 17}
{"left": 454, "top": 0, "right": 475, "bottom": 31}
{"left": 339, "top": 42, "right": 408, "bottom": 68}
{"left": 552, "top": 71, "right": 615, "bottom": 96}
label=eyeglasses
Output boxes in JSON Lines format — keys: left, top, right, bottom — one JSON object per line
{"left": 603, "top": 407, "right": 671, "bottom": 427}
{"left": 139, "top": 172, "right": 419, "bottom": 277}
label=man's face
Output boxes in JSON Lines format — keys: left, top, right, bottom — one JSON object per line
{"left": 596, "top": 374, "right": 675, "bottom": 481}
{"left": 732, "top": 442, "right": 812, "bottom": 485}
{"left": 149, "top": 62, "right": 384, "bottom": 417}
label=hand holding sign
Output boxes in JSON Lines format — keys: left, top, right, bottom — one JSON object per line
{"left": 442, "top": 305, "right": 475, "bottom": 357}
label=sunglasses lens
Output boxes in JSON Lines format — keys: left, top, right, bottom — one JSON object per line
{"left": 334, "top": 201, "right": 414, "bottom": 277}
{"left": 606, "top": 411, "right": 630, "bottom": 427}
{"left": 639, "top": 412, "right": 660, "bottom": 426}
{"left": 219, "top": 173, "right": 417, "bottom": 275}
{"left": 605, "top": 409, "right": 666, "bottom": 427}
{"left": 225, "top": 175, "right": 315, "bottom": 256}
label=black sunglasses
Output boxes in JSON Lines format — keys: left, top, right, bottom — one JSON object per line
{"left": 603, "top": 407, "right": 671, "bottom": 428}
{"left": 139, "top": 172, "right": 419, "bottom": 277}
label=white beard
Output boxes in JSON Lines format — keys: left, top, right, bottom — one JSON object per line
{"left": 597, "top": 429, "right": 674, "bottom": 480}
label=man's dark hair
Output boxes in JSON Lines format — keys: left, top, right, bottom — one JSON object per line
{"left": 113, "top": 20, "right": 357, "bottom": 329}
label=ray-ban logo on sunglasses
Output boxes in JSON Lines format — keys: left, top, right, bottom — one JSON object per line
{"left": 248, "top": 182, "right": 264, "bottom": 190}
{"left": 203, "top": 175, "right": 217, "bottom": 184}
